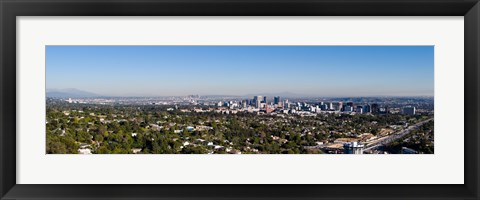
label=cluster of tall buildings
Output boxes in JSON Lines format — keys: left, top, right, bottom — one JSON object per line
{"left": 217, "top": 96, "right": 417, "bottom": 115}
{"left": 250, "top": 96, "right": 287, "bottom": 109}
{"left": 314, "top": 101, "right": 384, "bottom": 114}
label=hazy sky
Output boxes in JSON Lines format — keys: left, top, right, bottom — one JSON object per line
{"left": 46, "top": 46, "right": 434, "bottom": 97}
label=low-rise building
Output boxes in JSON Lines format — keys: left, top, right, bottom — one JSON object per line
{"left": 343, "top": 142, "right": 364, "bottom": 154}
{"left": 131, "top": 148, "right": 142, "bottom": 154}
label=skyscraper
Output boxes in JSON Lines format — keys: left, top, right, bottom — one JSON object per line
{"left": 274, "top": 96, "right": 282, "bottom": 108}
{"left": 371, "top": 103, "right": 379, "bottom": 113}
{"left": 242, "top": 99, "right": 249, "bottom": 108}
{"left": 363, "top": 104, "right": 371, "bottom": 113}
{"left": 253, "top": 96, "right": 263, "bottom": 108}
{"left": 346, "top": 102, "right": 354, "bottom": 108}
{"left": 344, "top": 106, "right": 353, "bottom": 112}
{"left": 274, "top": 96, "right": 280, "bottom": 104}
{"left": 356, "top": 106, "right": 363, "bottom": 113}
{"left": 403, "top": 106, "right": 416, "bottom": 115}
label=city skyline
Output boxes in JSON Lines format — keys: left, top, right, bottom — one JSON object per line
{"left": 46, "top": 46, "right": 434, "bottom": 97}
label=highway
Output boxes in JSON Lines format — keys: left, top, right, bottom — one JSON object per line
{"left": 363, "top": 118, "right": 433, "bottom": 152}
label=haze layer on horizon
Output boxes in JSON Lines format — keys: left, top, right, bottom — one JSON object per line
{"left": 46, "top": 46, "right": 434, "bottom": 97}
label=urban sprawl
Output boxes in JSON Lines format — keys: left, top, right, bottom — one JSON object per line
{"left": 46, "top": 95, "right": 434, "bottom": 154}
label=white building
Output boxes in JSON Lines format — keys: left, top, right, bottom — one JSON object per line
{"left": 78, "top": 148, "right": 92, "bottom": 154}
{"left": 343, "top": 142, "right": 364, "bottom": 154}
{"left": 131, "top": 148, "right": 142, "bottom": 154}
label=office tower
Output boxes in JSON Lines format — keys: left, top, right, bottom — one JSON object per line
{"left": 363, "top": 104, "right": 371, "bottom": 113}
{"left": 320, "top": 104, "right": 327, "bottom": 110}
{"left": 346, "top": 102, "right": 354, "bottom": 108}
{"left": 253, "top": 96, "right": 263, "bottom": 108}
{"left": 242, "top": 100, "right": 248, "bottom": 108}
{"left": 338, "top": 102, "right": 343, "bottom": 111}
{"left": 274, "top": 96, "right": 282, "bottom": 108}
{"left": 274, "top": 96, "right": 280, "bottom": 104}
{"left": 403, "top": 106, "right": 416, "bottom": 115}
{"left": 344, "top": 106, "right": 353, "bottom": 112}
{"left": 263, "top": 96, "right": 267, "bottom": 104}
{"left": 283, "top": 100, "right": 289, "bottom": 109}
{"left": 371, "top": 103, "right": 379, "bottom": 113}
{"left": 356, "top": 106, "right": 363, "bottom": 113}
{"left": 330, "top": 102, "right": 334, "bottom": 110}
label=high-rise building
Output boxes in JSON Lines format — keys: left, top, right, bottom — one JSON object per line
{"left": 263, "top": 96, "right": 267, "bottom": 104}
{"left": 273, "top": 96, "right": 282, "bottom": 108}
{"left": 284, "top": 100, "right": 290, "bottom": 109}
{"left": 344, "top": 106, "right": 353, "bottom": 112}
{"left": 253, "top": 96, "right": 263, "bottom": 108}
{"left": 403, "top": 106, "right": 416, "bottom": 115}
{"left": 363, "top": 104, "right": 371, "bottom": 113}
{"left": 346, "top": 102, "right": 354, "bottom": 108}
{"left": 320, "top": 104, "right": 328, "bottom": 110}
{"left": 242, "top": 100, "right": 248, "bottom": 108}
{"left": 338, "top": 102, "right": 344, "bottom": 111}
{"left": 356, "top": 106, "right": 363, "bottom": 113}
{"left": 274, "top": 96, "right": 281, "bottom": 104}
{"left": 371, "top": 103, "right": 379, "bottom": 113}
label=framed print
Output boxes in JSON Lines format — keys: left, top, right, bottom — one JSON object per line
{"left": 1, "top": 0, "right": 479, "bottom": 199}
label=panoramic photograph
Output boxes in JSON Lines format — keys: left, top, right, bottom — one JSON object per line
{"left": 46, "top": 46, "right": 434, "bottom": 154}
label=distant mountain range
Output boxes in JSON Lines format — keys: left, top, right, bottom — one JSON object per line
{"left": 46, "top": 89, "right": 430, "bottom": 99}
{"left": 242, "top": 92, "right": 313, "bottom": 98}
{"left": 46, "top": 88, "right": 98, "bottom": 98}
{"left": 45, "top": 88, "right": 312, "bottom": 98}
{"left": 202, "top": 92, "right": 309, "bottom": 98}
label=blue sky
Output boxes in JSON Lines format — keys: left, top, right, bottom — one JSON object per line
{"left": 46, "top": 46, "right": 434, "bottom": 97}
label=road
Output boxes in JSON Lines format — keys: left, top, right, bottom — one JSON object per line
{"left": 363, "top": 118, "right": 433, "bottom": 152}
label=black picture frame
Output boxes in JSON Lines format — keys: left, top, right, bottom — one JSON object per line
{"left": 1, "top": 0, "right": 478, "bottom": 199}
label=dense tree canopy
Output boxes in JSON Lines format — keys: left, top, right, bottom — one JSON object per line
{"left": 46, "top": 99, "right": 434, "bottom": 154}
